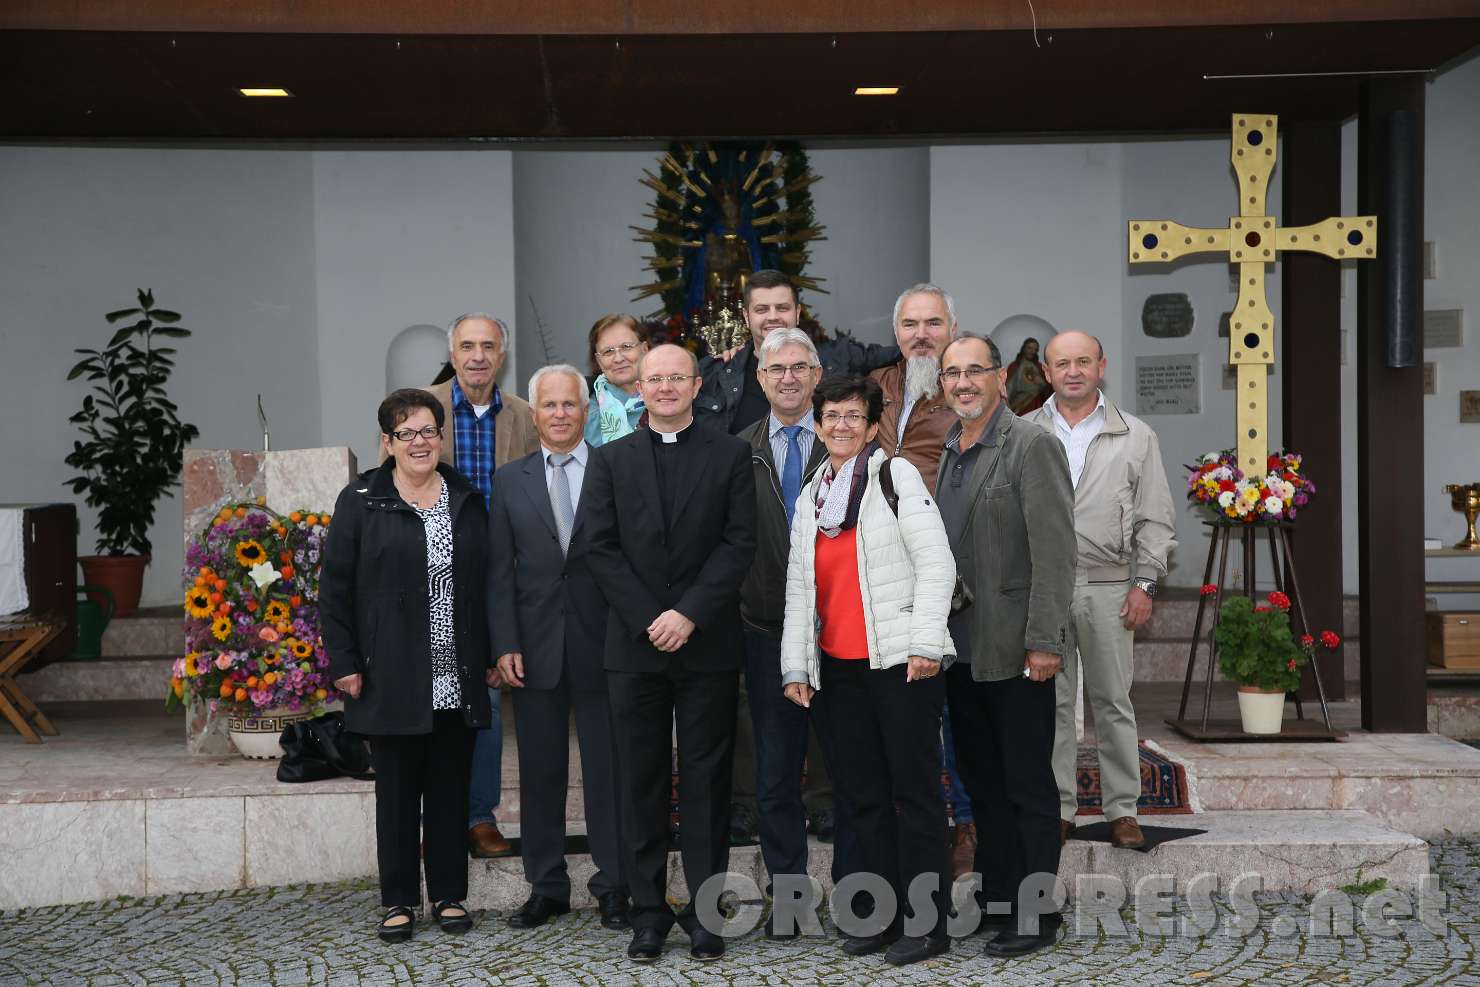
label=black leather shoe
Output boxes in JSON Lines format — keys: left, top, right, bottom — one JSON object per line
{"left": 841, "top": 927, "right": 901, "bottom": 956}
{"left": 807, "top": 806, "right": 836, "bottom": 842}
{"left": 728, "top": 802, "right": 759, "bottom": 845}
{"left": 507, "top": 893, "right": 570, "bottom": 929}
{"left": 983, "top": 928, "right": 1058, "bottom": 958}
{"left": 598, "top": 891, "right": 631, "bottom": 930}
{"left": 885, "top": 934, "right": 950, "bottom": 966}
{"left": 975, "top": 911, "right": 1013, "bottom": 935}
{"left": 628, "top": 927, "right": 665, "bottom": 962}
{"left": 689, "top": 928, "right": 725, "bottom": 961}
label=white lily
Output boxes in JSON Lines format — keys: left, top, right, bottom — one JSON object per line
{"left": 247, "top": 561, "right": 282, "bottom": 591}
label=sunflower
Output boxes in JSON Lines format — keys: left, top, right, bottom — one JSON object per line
{"left": 264, "top": 600, "right": 290, "bottom": 623}
{"left": 235, "top": 540, "right": 266, "bottom": 567}
{"left": 184, "top": 588, "right": 213, "bottom": 618}
{"left": 211, "top": 616, "right": 232, "bottom": 641}
{"left": 183, "top": 651, "right": 202, "bottom": 678}
{"left": 290, "top": 638, "right": 314, "bottom": 659}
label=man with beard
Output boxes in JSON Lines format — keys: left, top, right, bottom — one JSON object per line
{"left": 870, "top": 284, "right": 959, "bottom": 497}
{"left": 697, "top": 269, "right": 899, "bottom": 435}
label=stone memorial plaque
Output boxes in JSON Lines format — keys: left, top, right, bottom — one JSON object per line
{"left": 1142, "top": 293, "right": 1196, "bottom": 338}
{"left": 1462, "top": 390, "right": 1480, "bottom": 424}
{"left": 1137, "top": 354, "right": 1201, "bottom": 415}
{"left": 1424, "top": 362, "right": 1437, "bottom": 395}
{"left": 1424, "top": 309, "right": 1464, "bottom": 349}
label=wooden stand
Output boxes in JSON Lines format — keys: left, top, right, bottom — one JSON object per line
{"left": 1167, "top": 521, "right": 1345, "bottom": 741}
{"left": 0, "top": 613, "right": 63, "bottom": 743}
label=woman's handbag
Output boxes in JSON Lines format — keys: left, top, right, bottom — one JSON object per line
{"left": 276, "top": 711, "right": 375, "bottom": 783}
{"left": 876, "top": 458, "right": 973, "bottom": 616}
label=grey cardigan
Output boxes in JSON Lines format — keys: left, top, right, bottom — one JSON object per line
{"left": 938, "top": 409, "right": 1077, "bottom": 682}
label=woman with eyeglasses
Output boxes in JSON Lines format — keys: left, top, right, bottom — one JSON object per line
{"left": 320, "top": 388, "right": 499, "bottom": 943}
{"left": 585, "top": 313, "right": 651, "bottom": 447}
{"left": 780, "top": 374, "right": 958, "bottom": 966}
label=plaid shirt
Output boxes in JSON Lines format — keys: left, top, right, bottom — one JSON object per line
{"left": 450, "top": 378, "right": 500, "bottom": 507}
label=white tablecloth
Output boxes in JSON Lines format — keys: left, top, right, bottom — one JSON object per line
{"left": 0, "top": 508, "right": 27, "bottom": 616}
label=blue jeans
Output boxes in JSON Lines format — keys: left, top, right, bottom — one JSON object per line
{"left": 467, "top": 686, "right": 503, "bottom": 827}
{"left": 941, "top": 704, "right": 974, "bottom": 824}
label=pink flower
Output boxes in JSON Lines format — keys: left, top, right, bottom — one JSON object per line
{"left": 215, "top": 653, "right": 233, "bottom": 670}
{"left": 259, "top": 626, "right": 280, "bottom": 643}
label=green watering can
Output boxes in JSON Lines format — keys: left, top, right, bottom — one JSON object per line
{"left": 70, "top": 584, "right": 116, "bottom": 660}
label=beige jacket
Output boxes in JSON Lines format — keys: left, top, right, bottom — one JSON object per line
{"left": 380, "top": 379, "right": 540, "bottom": 470}
{"left": 1026, "top": 395, "right": 1177, "bottom": 580}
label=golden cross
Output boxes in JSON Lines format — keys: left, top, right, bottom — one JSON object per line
{"left": 1128, "top": 113, "right": 1378, "bottom": 477}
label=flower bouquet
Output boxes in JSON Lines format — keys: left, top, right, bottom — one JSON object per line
{"left": 1207, "top": 586, "right": 1341, "bottom": 733}
{"left": 1186, "top": 450, "right": 1314, "bottom": 524}
{"left": 169, "top": 503, "right": 340, "bottom": 737}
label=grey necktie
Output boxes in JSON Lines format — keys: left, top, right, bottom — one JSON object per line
{"left": 549, "top": 452, "right": 575, "bottom": 554}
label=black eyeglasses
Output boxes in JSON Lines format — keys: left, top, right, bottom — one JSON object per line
{"left": 761, "top": 362, "right": 817, "bottom": 379}
{"left": 390, "top": 425, "right": 442, "bottom": 442}
{"left": 640, "top": 374, "right": 697, "bottom": 386}
{"left": 939, "top": 365, "right": 998, "bottom": 383}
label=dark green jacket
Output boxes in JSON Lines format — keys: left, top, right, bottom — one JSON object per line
{"left": 736, "top": 416, "right": 827, "bottom": 636}
{"left": 939, "top": 409, "right": 1076, "bottom": 681}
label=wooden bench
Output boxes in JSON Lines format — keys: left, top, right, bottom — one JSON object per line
{"left": 0, "top": 612, "right": 63, "bottom": 742}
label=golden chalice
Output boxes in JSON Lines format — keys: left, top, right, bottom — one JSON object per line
{"left": 1445, "top": 482, "right": 1480, "bottom": 551}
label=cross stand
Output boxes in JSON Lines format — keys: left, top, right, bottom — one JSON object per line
{"left": 1167, "top": 521, "right": 1346, "bottom": 741}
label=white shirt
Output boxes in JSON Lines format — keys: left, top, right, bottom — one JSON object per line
{"left": 542, "top": 440, "right": 588, "bottom": 516}
{"left": 471, "top": 402, "right": 492, "bottom": 419}
{"left": 768, "top": 412, "right": 817, "bottom": 477}
{"left": 1044, "top": 391, "right": 1106, "bottom": 489}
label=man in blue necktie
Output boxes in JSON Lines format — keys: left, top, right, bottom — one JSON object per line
{"left": 735, "top": 328, "right": 855, "bottom": 933}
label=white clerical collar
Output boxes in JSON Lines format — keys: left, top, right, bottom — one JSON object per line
{"left": 1046, "top": 390, "right": 1105, "bottom": 428}
{"left": 650, "top": 420, "right": 691, "bottom": 443}
{"left": 542, "top": 441, "right": 588, "bottom": 465}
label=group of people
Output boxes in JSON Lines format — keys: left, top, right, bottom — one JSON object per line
{"left": 319, "top": 272, "right": 1177, "bottom": 966}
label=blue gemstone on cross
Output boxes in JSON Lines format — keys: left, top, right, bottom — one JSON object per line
{"left": 1347, "top": 230, "right": 1363, "bottom": 245}
{"left": 1248, "top": 130, "right": 1264, "bottom": 146}
{"left": 1143, "top": 233, "right": 1159, "bottom": 249}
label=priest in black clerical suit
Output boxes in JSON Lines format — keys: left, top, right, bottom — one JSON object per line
{"left": 582, "top": 343, "right": 757, "bottom": 963}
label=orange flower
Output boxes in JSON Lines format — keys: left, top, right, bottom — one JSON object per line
{"left": 280, "top": 565, "right": 295, "bottom": 581}
{"left": 306, "top": 515, "right": 319, "bottom": 526}
{"left": 219, "top": 681, "right": 234, "bottom": 698}
{"left": 321, "top": 514, "right": 332, "bottom": 526}
{"left": 263, "top": 672, "right": 277, "bottom": 686}
{"left": 234, "top": 507, "right": 247, "bottom": 519}
{"left": 245, "top": 600, "right": 258, "bottom": 613}
{"left": 209, "top": 592, "right": 223, "bottom": 606}
{"left": 234, "top": 688, "right": 247, "bottom": 703}
{"left": 171, "top": 677, "right": 183, "bottom": 698}
{"left": 214, "top": 578, "right": 226, "bottom": 591}
{"left": 246, "top": 675, "right": 259, "bottom": 688}
{"left": 279, "top": 551, "right": 292, "bottom": 564}
{"left": 290, "top": 595, "right": 302, "bottom": 608}
{"left": 289, "top": 511, "right": 303, "bottom": 523}
{"left": 314, "top": 688, "right": 327, "bottom": 701}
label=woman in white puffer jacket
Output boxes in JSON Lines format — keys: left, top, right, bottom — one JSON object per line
{"left": 779, "top": 374, "right": 958, "bottom": 966}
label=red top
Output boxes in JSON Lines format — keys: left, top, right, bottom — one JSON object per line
{"left": 815, "top": 528, "right": 869, "bottom": 660}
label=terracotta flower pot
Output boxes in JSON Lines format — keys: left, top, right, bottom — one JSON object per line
{"left": 78, "top": 554, "right": 150, "bottom": 618}
{"left": 1236, "top": 685, "right": 1286, "bottom": 735}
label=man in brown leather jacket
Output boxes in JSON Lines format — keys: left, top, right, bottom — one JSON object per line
{"left": 871, "top": 284, "right": 960, "bottom": 497}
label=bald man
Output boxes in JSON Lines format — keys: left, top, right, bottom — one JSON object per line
{"left": 1026, "top": 332, "right": 1176, "bottom": 850}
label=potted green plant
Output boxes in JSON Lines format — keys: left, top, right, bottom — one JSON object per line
{"left": 1208, "top": 587, "right": 1341, "bottom": 734}
{"left": 65, "top": 290, "right": 199, "bottom": 616}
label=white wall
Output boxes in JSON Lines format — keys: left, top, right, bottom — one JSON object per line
{"left": 509, "top": 145, "right": 931, "bottom": 387}
{"left": 313, "top": 150, "right": 515, "bottom": 465}
{"left": 0, "top": 147, "right": 320, "bottom": 606}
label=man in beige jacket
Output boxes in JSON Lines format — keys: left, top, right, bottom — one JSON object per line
{"left": 1027, "top": 331, "right": 1176, "bottom": 850}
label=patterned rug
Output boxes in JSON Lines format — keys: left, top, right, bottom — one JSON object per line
{"left": 1072, "top": 739, "right": 1200, "bottom": 816}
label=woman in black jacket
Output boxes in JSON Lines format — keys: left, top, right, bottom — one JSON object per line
{"left": 321, "top": 388, "right": 498, "bottom": 942}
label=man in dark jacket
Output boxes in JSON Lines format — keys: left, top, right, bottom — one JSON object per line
{"left": 583, "top": 344, "right": 757, "bottom": 963}
{"left": 696, "top": 269, "right": 900, "bottom": 434}
{"left": 489, "top": 364, "right": 629, "bottom": 933}
{"left": 734, "top": 328, "right": 854, "bottom": 930}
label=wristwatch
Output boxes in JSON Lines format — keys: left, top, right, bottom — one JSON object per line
{"left": 1133, "top": 577, "right": 1158, "bottom": 599}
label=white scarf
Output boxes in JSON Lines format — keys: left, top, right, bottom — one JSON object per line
{"left": 814, "top": 455, "right": 861, "bottom": 538}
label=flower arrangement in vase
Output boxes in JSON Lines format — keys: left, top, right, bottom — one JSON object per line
{"left": 1206, "top": 586, "right": 1341, "bottom": 734}
{"left": 169, "top": 502, "right": 339, "bottom": 757}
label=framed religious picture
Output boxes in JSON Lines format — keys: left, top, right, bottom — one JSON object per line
{"left": 1461, "top": 390, "right": 1480, "bottom": 424}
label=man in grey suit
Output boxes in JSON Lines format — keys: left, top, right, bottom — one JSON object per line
{"left": 489, "top": 364, "right": 629, "bottom": 932}
{"left": 935, "top": 332, "right": 1076, "bottom": 960}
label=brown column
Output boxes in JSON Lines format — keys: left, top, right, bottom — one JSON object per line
{"left": 1357, "top": 77, "right": 1427, "bottom": 732}
{"left": 1280, "top": 122, "right": 1346, "bottom": 701}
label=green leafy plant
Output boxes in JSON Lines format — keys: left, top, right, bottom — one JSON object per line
{"left": 65, "top": 289, "right": 200, "bottom": 555}
{"left": 1212, "top": 591, "right": 1310, "bottom": 693}
{"left": 1340, "top": 872, "right": 1388, "bottom": 896}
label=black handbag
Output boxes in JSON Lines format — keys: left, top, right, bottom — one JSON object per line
{"left": 276, "top": 711, "right": 375, "bottom": 783}
{"left": 876, "top": 458, "right": 973, "bottom": 615}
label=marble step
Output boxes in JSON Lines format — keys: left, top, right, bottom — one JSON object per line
{"left": 463, "top": 809, "right": 1428, "bottom": 912}
{"left": 24, "top": 656, "right": 176, "bottom": 703}
{"left": 98, "top": 606, "right": 180, "bottom": 658}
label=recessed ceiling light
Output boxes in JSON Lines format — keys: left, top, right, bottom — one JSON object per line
{"left": 237, "top": 88, "right": 293, "bottom": 97}
{"left": 854, "top": 86, "right": 900, "bottom": 96}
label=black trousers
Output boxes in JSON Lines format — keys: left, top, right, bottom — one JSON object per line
{"left": 946, "top": 663, "right": 1062, "bottom": 927}
{"left": 513, "top": 673, "right": 626, "bottom": 902}
{"left": 819, "top": 656, "right": 949, "bottom": 938}
{"left": 369, "top": 710, "right": 474, "bottom": 908}
{"left": 608, "top": 666, "right": 738, "bottom": 934}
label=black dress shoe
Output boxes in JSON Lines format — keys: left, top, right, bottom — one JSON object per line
{"left": 598, "top": 891, "right": 631, "bottom": 930}
{"left": 975, "top": 911, "right": 1013, "bottom": 935}
{"left": 841, "top": 927, "right": 902, "bottom": 956}
{"left": 507, "top": 893, "right": 571, "bottom": 929}
{"left": 807, "top": 806, "right": 836, "bottom": 842}
{"left": 983, "top": 928, "right": 1058, "bottom": 958}
{"left": 628, "top": 927, "right": 665, "bottom": 962}
{"left": 689, "top": 928, "right": 725, "bottom": 961}
{"left": 885, "top": 934, "right": 950, "bottom": 966}
{"left": 728, "top": 802, "right": 759, "bottom": 845}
